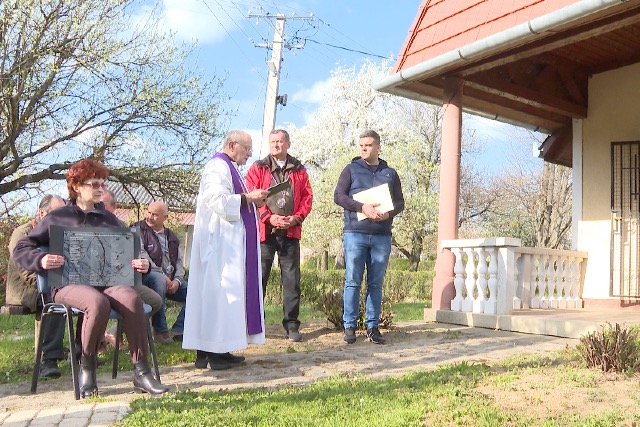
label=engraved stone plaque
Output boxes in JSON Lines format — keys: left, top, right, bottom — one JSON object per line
{"left": 49, "top": 226, "right": 141, "bottom": 288}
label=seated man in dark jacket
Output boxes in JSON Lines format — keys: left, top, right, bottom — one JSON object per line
{"left": 6, "top": 194, "right": 66, "bottom": 378}
{"left": 132, "top": 201, "right": 187, "bottom": 343}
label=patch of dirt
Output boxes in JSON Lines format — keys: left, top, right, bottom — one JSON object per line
{"left": 476, "top": 366, "right": 640, "bottom": 423}
{"left": 1, "top": 321, "right": 637, "bottom": 421}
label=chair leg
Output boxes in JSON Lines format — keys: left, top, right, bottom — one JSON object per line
{"left": 67, "top": 311, "right": 80, "bottom": 400}
{"left": 33, "top": 314, "right": 41, "bottom": 359}
{"left": 146, "top": 317, "right": 161, "bottom": 382}
{"left": 30, "top": 314, "right": 47, "bottom": 394}
{"left": 112, "top": 319, "right": 122, "bottom": 379}
{"left": 33, "top": 310, "right": 81, "bottom": 400}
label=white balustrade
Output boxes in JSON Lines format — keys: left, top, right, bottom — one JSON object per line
{"left": 530, "top": 254, "right": 540, "bottom": 309}
{"left": 441, "top": 238, "right": 588, "bottom": 315}
{"left": 486, "top": 247, "right": 498, "bottom": 314}
{"left": 451, "top": 247, "right": 464, "bottom": 312}
{"left": 463, "top": 248, "right": 476, "bottom": 312}
{"left": 474, "top": 247, "right": 488, "bottom": 314}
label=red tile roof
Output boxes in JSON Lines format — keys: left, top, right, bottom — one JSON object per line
{"left": 394, "top": 0, "right": 580, "bottom": 73}
{"left": 114, "top": 209, "right": 195, "bottom": 226}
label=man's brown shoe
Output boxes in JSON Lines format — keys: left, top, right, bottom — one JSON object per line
{"left": 104, "top": 331, "right": 117, "bottom": 347}
{"left": 154, "top": 331, "right": 174, "bottom": 344}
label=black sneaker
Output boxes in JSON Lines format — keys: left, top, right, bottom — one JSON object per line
{"left": 366, "top": 327, "right": 385, "bottom": 345}
{"left": 343, "top": 327, "right": 356, "bottom": 344}
{"left": 39, "top": 359, "right": 61, "bottom": 379}
{"left": 287, "top": 325, "right": 303, "bottom": 342}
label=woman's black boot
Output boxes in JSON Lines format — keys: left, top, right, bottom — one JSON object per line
{"left": 133, "top": 359, "right": 169, "bottom": 394}
{"left": 79, "top": 355, "right": 98, "bottom": 398}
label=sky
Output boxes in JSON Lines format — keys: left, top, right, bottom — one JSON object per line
{"left": 7, "top": 0, "right": 543, "bottom": 216}
{"left": 153, "top": 1, "right": 416, "bottom": 126}
{"left": 145, "top": 0, "right": 540, "bottom": 172}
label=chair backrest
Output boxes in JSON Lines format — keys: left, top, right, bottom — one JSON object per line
{"left": 36, "top": 247, "right": 52, "bottom": 305}
{"left": 36, "top": 273, "right": 51, "bottom": 304}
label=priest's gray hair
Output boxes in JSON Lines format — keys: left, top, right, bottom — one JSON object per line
{"left": 223, "top": 130, "right": 249, "bottom": 148}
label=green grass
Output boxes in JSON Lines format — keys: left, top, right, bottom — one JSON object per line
{"left": 0, "top": 301, "right": 428, "bottom": 384}
{"left": 391, "top": 302, "right": 429, "bottom": 322}
{"left": 0, "top": 314, "right": 37, "bottom": 383}
{"left": 121, "top": 363, "right": 492, "bottom": 427}
{"left": 118, "top": 352, "right": 640, "bottom": 427}
{"left": 4, "top": 304, "right": 640, "bottom": 426}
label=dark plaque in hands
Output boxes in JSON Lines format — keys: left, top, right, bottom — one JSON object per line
{"left": 49, "top": 226, "right": 141, "bottom": 288}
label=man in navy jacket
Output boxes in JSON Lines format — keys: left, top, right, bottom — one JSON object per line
{"left": 334, "top": 130, "right": 404, "bottom": 345}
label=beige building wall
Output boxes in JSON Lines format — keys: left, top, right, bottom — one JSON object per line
{"left": 579, "top": 62, "right": 640, "bottom": 300}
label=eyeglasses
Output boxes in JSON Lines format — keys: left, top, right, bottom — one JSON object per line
{"left": 82, "top": 181, "right": 107, "bottom": 190}
{"left": 235, "top": 141, "right": 253, "bottom": 153}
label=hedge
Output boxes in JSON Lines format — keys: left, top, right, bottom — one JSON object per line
{"left": 263, "top": 268, "right": 433, "bottom": 306}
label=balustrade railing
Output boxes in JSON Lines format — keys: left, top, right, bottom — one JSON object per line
{"left": 441, "top": 238, "right": 588, "bottom": 315}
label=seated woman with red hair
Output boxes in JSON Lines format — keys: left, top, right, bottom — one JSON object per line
{"left": 13, "top": 159, "right": 168, "bottom": 398}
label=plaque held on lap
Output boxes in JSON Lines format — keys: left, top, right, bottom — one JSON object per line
{"left": 49, "top": 225, "right": 141, "bottom": 288}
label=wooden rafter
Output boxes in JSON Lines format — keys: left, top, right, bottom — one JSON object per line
{"left": 464, "top": 76, "right": 587, "bottom": 119}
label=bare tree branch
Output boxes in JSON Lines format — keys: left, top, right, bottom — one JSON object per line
{"left": 0, "top": 0, "right": 229, "bottom": 214}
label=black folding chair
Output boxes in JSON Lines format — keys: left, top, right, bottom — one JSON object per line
{"left": 31, "top": 270, "right": 160, "bottom": 399}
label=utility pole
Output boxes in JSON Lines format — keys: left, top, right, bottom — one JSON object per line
{"left": 250, "top": 12, "right": 313, "bottom": 156}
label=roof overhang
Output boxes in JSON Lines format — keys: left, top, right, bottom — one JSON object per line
{"left": 374, "top": 0, "right": 640, "bottom": 166}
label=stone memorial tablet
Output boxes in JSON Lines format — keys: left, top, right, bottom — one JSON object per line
{"left": 49, "top": 225, "right": 141, "bottom": 288}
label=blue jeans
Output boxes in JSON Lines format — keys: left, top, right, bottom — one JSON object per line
{"left": 142, "top": 271, "right": 187, "bottom": 334}
{"left": 342, "top": 232, "right": 391, "bottom": 329}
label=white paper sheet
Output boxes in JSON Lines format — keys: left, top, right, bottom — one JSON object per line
{"left": 352, "top": 183, "right": 394, "bottom": 221}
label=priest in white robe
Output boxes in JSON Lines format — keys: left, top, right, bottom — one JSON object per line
{"left": 182, "top": 130, "right": 269, "bottom": 371}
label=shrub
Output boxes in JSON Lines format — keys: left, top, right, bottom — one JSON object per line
{"left": 264, "top": 267, "right": 425, "bottom": 330}
{"left": 263, "top": 269, "right": 344, "bottom": 306}
{"left": 313, "top": 288, "right": 394, "bottom": 331}
{"left": 264, "top": 268, "right": 432, "bottom": 306}
{"left": 578, "top": 323, "right": 640, "bottom": 373}
{"left": 302, "top": 254, "right": 338, "bottom": 270}
{"left": 387, "top": 257, "right": 434, "bottom": 271}
{"left": 314, "top": 289, "right": 343, "bottom": 329}
{"left": 384, "top": 270, "right": 433, "bottom": 302}
{"left": 360, "top": 298, "right": 394, "bottom": 330}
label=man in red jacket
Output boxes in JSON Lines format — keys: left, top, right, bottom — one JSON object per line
{"left": 246, "top": 129, "right": 313, "bottom": 342}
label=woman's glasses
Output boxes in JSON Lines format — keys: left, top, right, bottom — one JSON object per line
{"left": 82, "top": 181, "right": 107, "bottom": 190}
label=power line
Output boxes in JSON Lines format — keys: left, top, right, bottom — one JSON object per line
{"left": 212, "top": 0, "right": 266, "bottom": 38}
{"left": 235, "top": 2, "right": 393, "bottom": 64}
{"left": 195, "top": 1, "right": 263, "bottom": 72}
{"left": 313, "top": 17, "right": 381, "bottom": 58}
{"left": 304, "top": 39, "right": 389, "bottom": 60}
{"left": 209, "top": 0, "right": 262, "bottom": 45}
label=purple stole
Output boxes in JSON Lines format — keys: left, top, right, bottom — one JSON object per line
{"left": 213, "top": 153, "right": 263, "bottom": 335}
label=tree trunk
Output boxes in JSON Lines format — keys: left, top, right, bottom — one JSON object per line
{"left": 321, "top": 250, "right": 328, "bottom": 272}
{"left": 335, "top": 243, "right": 345, "bottom": 269}
{"left": 408, "top": 232, "right": 423, "bottom": 271}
